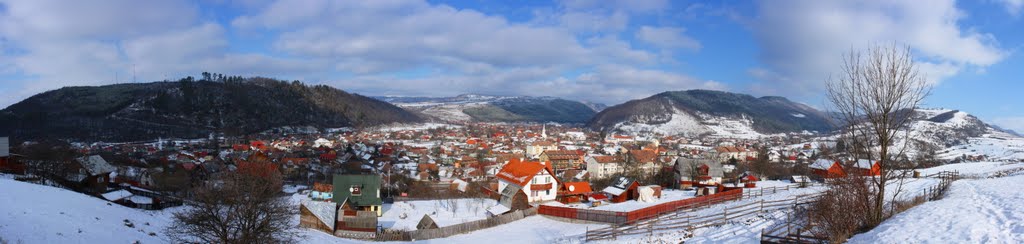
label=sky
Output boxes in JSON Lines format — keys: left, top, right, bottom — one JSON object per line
{"left": 0, "top": 0, "right": 1022, "bottom": 132}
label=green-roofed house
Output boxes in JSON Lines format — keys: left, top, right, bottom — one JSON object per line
{"left": 332, "top": 174, "right": 383, "bottom": 217}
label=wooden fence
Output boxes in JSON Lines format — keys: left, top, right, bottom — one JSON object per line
{"left": 405, "top": 207, "right": 537, "bottom": 240}
{"left": 760, "top": 170, "right": 961, "bottom": 244}
{"left": 538, "top": 189, "right": 742, "bottom": 225}
{"left": 586, "top": 193, "right": 820, "bottom": 241}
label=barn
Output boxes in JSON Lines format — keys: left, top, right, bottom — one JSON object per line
{"left": 852, "top": 159, "right": 881, "bottom": 176}
{"left": 810, "top": 159, "right": 846, "bottom": 178}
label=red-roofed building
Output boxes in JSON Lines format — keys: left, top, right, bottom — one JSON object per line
{"left": 496, "top": 158, "right": 560, "bottom": 204}
{"left": 557, "top": 182, "right": 593, "bottom": 204}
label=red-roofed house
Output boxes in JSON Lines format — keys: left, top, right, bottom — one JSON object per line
{"left": 496, "top": 158, "right": 560, "bottom": 206}
{"left": 557, "top": 182, "right": 593, "bottom": 204}
{"left": 810, "top": 159, "right": 846, "bottom": 178}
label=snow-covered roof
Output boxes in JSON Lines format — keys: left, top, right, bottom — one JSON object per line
{"left": 602, "top": 177, "right": 635, "bottom": 196}
{"left": 76, "top": 155, "right": 116, "bottom": 176}
{"left": 855, "top": 159, "right": 875, "bottom": 169}
{"left": 128, "top": 195, "right": 153, "bottom": 204}
{"left": 791, "top": 175, "right": 811, "bottom": 183}
{"left": 487, "top": 203, "right": 511, "bottom": 215}
{"left": 301, "top": 199, "right": 337, "bottom": 230}
{"left": 809, "top": 159, "right": 835, "bottom": 170}
{"left": 101, "top": 190, "right": 132, "bottom": 201}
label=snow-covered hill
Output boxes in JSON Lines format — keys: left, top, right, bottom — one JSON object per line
{"left": 590, "top": 90, "right": 832, "bottom": 138}
{"left": 612, "top": 107, "right": 768, "bottom": 139}
{"left": 0, "top": 178, "right": 174, "bottom": 243}
{"left": 375, "top": 94, "right": 599, "bottom": 123}
{"left": 900, "top": 109, "right": 1024, "bottom": 161}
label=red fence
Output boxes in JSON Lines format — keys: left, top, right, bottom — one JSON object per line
{"left": 539, "top": 189, "right": 742, "bottom": 225}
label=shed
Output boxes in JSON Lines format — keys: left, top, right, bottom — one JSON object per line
{"left": 602, "top": 177, "right": 640, "bottom": 203}
{"left": 557, "top": 182, "right": 593, "bottom": 204}
{"left": 416, "top": 214, "right": 439, "bottom": 230}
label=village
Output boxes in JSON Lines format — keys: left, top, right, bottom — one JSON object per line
{"left": 3, "top": 119, "right": 1004, "bottom": 243}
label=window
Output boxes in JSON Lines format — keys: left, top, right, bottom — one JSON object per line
{"left": 545, "top": 189, "right": 550, "bottom": 195}
{"left": 545, "top": 177, "right": 550, "bottom": 183}
{"left": 532, "top": 178, "right": 537, "bottom": 184}
{"left": 532, "top": 190, "right": 539, "bottom": 197}
{"left": 350, "top": 185, "right": 362, "bottom": 196}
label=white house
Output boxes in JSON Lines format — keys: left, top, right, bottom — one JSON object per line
{"left": 526, "top": 141, "right": 558, "bottom": 159}
{"left": 495, "top": 159, "right": 560, "bottom": 204}
{"left": 585, "top": 155, "right": 623, "bottom": 179}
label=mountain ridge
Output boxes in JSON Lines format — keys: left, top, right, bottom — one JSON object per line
{"left": 0, "top": 78, "right": 422, "bottom": 142}
{"left": 374, "top": 94, "right": 600, "bottom": 123}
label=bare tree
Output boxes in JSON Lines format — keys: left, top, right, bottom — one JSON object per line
{"left": 825, "top": 44, "right": 930, "bottom": 227}
{"left": 166, "top": 171, "right": 299, "bottom": 244}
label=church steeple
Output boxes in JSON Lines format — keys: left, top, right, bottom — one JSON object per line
{"left": 542, "top": 125, "right": 548, "bottom": 139}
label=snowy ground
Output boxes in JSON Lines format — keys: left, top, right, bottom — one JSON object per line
{"left": 379, "top": 198, "right": 497, "bottom": 231}
{"left": 849, "top": 173, "right": 1024, "bottom": 243}
{"left": 918, "top": 161, "right": 1024, "bottom": 178}
{"left": 0, "top": 178, "right": 176, "bottom": 244}
{"left": 937, "top": 131, "right": 1024, "bottom": 161}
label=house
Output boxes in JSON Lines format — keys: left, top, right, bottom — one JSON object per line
{"left": 0, "top": 137, "right": 24, "bottom": 174}
{"left": 602, "top": 177, "right": 640, "bottom": 203}
{"left": 707, "top": 146, "right": 756, "bottom": 163}
{"left": 71, "top": 155, "right": 117, "bottom": 192}
{"left": 851, "top": 159, "right": 881, "bottom": 176}
{"left": 526, "top": 141, "right": 559, "bottom": 159}
{"left": 585, "top": 155, "right": 623, "bottom": 179}
{"left": 810, "top": 159, "right": 846, "bottom": 178}
{"left": 495, "top": 159, "right": 560, "bottom": 210}
{"left": 539, "top": 150, "right": 583, "bottom": 174}
{"left": 332, "top": 174, "right": 383, "bottom": 217}
{"left": 628, "top": 149, "right": 664, "bottom": 175}
{"left": 557, "top": 182, "right": 593, "bottom": 204}
{"left": 674, "top": 158, "right": 725, "bottom": 187}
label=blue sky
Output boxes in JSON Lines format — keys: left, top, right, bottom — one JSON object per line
{"left": 1, "top": 0, "right": 1022, "bottom": 131}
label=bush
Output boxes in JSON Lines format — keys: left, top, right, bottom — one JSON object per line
{"left": 807, "top": 177, "right": 875, "bottom": 242}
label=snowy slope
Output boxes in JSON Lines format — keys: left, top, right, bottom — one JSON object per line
{"left": 0, "top": 178, "right": 175, "bottom": 243}
{"left": 612, "top": 107, "right": 765, "bottom": 139}
{"left": 848, "top": 174, "right": 1024, "bottom": 243}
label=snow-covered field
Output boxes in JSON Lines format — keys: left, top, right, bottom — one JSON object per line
{"left": 613, "top": 109, "right": 765, "bottom": 139}
{"left": 849, "top": 173, "right": 1024, "bottom": 243}
{"left": 0, "top": 178, "right": 175, "bottom": 243}
{"left": 937, "top": 131, "right": 1024, "bottom": 161}
{"left": 918, "top": 161, "right": 1024, "bottom": 178}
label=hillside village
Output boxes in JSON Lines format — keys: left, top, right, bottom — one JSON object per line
{"left": 2, "top": 115, "right": 1022, "bottom": 243}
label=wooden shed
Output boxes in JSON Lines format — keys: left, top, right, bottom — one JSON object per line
{"left": 602, "top": 177, "right": 640, "bottom": 203}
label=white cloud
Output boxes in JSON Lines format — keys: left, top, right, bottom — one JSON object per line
{"left": 237, "top": 0, "right": 589, "bottom": 74}
{"left": 997, "top": 0, "right": 1024, "bottom": 15}
{"left": 748, "top": 0, "right": 1007, "bottom": 98}
{"left": 559, "top": 0, "right": 669, "bottom": 13}
{"left": 635, "top": 26, "right": 701, "bottom": 51}
{"left": 0, "top": 0, "right": 708, "bottom": 107}
{"left": 559, "top": 11, "right": 629, "bottom": 33}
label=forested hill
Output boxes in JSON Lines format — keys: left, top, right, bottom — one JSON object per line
{"left": 0, "top": 77, "right": 422, "bottom": 141}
